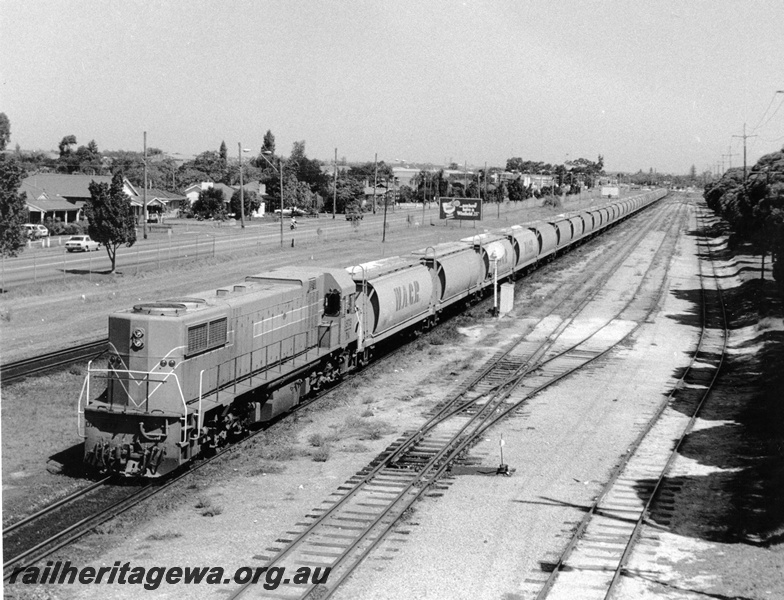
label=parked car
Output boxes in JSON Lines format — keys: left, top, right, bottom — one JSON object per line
{"left": 21, "top": 223, "right": 49, "bottom": 239}
{"left": 65, "top": 235, "right": 100, "bottom": 252}
{"left": 273, "top": 208, "right": 307, "bottom": 217}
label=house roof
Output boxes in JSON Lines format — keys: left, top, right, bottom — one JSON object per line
{"left": 20, "top": 173, "right": 114, "bottom": 199}
{"left": 26, "top": 198, "right": 82, "bottom": 212}
{"left": 212, "top": 183, "right": 235, "bottom": 202}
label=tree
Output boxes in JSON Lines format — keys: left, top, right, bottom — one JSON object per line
{"left": 0, "top": 155, "right": 28, "bottom": 257}
{"left": 329, "top": 173, "right": 364, "bottom": 214}
{"left": 262, "top": 130, "right": 275, "bottom": 155}
{"left": 75, "top": 140, "right": 103, "bottom": 174}
{"left": 0, "top": 113, "right": 10, "bottom": 151}
{"left": 218, "top": 141, "right": 229, "bottom": 183}
{"left": 86, "top": 172, "right": 137, "bottom": 272}
{"left": 230, "top": 189, "right": 260, "bottom": 219}
{"left": 347, "top": 161, "right": 393, "bottom": 182}
{"left": 507, "top": 177, "right": 526, "bottom": 202}
{"left": 58, "top": 135, "right": 77, "bottom": 157}
{"left": 192, "top": 187, "right": 227, "bottom": 220}
{"left": 288, "top": 140, "right": 327, "bottom": 194}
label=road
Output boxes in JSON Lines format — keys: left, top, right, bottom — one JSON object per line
{"left": 1, "top": 207, "right": 440, "bottom": 289}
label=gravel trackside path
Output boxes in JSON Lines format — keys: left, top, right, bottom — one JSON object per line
{"left": 3, "top": 194, "right": 678, "bottom": 600}
{"left": 330, "top": 197, "right": 698, "bottom": 599}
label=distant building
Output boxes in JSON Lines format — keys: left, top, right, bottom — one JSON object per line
{"left": 20, "top": 173, "right": 139, "bottom": 223}
{"left": 183, "top": 181, "right": 266, "bottom": 216}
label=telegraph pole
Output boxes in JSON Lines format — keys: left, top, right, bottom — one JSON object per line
{"left": 143, "top": 131, "right": 148, "bottom": 240}
{"left": 373, "top": 153, "right": 378, "bottom": 214}
{"left": 722, "top": 146, "right": 738, "bottom": 172}
{"left": 238, "top": 142, "right": 245, "bottom": 228}
{"left": 732, "top": 123, "right": 757, "bottom": 187}
{"left": 332, "top": 148, "right": 337, "bottom": 219}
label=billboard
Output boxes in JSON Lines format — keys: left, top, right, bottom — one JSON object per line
{"left": 439, "top": 197, "right": 482, "bottom": 221}
{"left": 601, "top": 186, "right": 620, "bottom": 198}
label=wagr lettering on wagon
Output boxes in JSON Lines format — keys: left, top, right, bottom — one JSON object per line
{"left": 393, "top": 280, "right": 421, "bottom": 311}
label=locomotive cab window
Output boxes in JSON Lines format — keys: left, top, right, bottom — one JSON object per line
{"left": 324, "top": 290, "right": 341, "bottom": 317}
{"left": 187, "top": 317, "right": 228, "bottom": 356}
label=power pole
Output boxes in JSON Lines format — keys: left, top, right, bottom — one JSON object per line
{"left": 373, "top": 153, "right": 378, "bottom": 214}
{"left": 143, "top": 131, "right": 148, "bottom": 240}
{"left": 732, "top": 123, "right": 757, "bottom": 188}
{"left": 722, "top": 146, "right": 739, "bottom": 172}
{"left": 238, "top": 142, "right": 245, "bottom": 228}
{"left": 332, "top": 148, "right": 337, "bottom": 219}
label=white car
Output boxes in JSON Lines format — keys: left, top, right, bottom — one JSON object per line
{"left": 65, "top": 235, "right": 100, "bottom": 252}
{"left": 22, "top": 223, "right": 49, "bottom": 239}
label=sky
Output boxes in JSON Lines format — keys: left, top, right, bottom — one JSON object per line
{"left": 2, "top": 1, "right": 783, "bottom": 174}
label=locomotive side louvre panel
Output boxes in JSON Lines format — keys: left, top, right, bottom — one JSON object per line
{"left": 186, "top": 316, "right": 228, "bottom": 356}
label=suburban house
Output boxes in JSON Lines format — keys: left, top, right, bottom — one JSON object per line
{"left": 127, "top": 187, "right": 189, "bottom": 219}
{"left": 493, "top": 171, "right": 555, "bottom": 190}
{"left": 184, "top": 181, "right": 266, "bottom": 217}
{"left": 20, "top": 173, "right": 187, "bottom": 223}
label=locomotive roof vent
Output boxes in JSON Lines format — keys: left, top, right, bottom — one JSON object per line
{"left": 216, "top": 289, "right": 230, "bottom": 297}
{"left": 133, "top": 302, "right": 187, "bottom": 316}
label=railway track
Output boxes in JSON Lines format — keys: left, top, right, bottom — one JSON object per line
{"left": 530, "top": 199, "right": 727, "bottom": 600}
{"left": 1, "top": 338, "right": 108, "bottom": 384}
{"left": 0, "top": 336, "right": 416, "bottom": 582}
{"left": 1, "top": 195, "right": 669, "bottom": 587}
{"left": 224, "top": 197, "right": 685, "bottom": 599}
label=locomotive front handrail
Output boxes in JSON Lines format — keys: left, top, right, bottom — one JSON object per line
{"left": 81, "top": 364, "right": 189, "bottom": 441}
{"left": 76, "top": 359, "right": 93, "bottom": 438}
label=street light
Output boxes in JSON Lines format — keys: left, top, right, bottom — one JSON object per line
{"left": 260, "top": 150, "right": 285, "bottom": 247}
{"left": 238, "top": 144, "right": 250, "bottom": 228}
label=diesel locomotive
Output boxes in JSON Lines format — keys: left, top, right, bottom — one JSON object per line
{"left": 78, "top": 190, "right": 666, "bottom": 477}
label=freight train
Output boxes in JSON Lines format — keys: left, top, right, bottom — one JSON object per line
{"left": 78, "top": 190, "right": 666, "bottom": 477}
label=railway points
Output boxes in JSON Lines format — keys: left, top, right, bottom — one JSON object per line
{"left": 8, "top": 191, "right": 767, "bottom": 600}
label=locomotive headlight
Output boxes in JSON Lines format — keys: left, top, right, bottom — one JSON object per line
{"left": 160, "top": 360, "right": 167, "bottom": 367}
{"left": 168, "top": 360, "right": 176, "bottom": 367}
{"left": 131, "top": 328, "right": 145, "bottom": 351}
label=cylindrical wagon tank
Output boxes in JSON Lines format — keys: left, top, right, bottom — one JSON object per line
{"left": 578, "top": 212, "right": 595, "bottom": 236}
{"left": 348, "top": 257, "right": 434, "bottom": 343}
{"left": 411, "top": 242, "right": 483, "bottom": 308}
{"left": 548, "top": 219, "right": 573, "bottom": 249}
{"left": 568, "top": 216, "right": 584, "bottom": 241}
{"left": 529, "top": 222, "right": 558, "bottom": 259}
{"left": 502, "top": 226, "right": 539, "bottom": 270}
{"left": 461, "top": 234, "right": 515, "bottom": 281}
